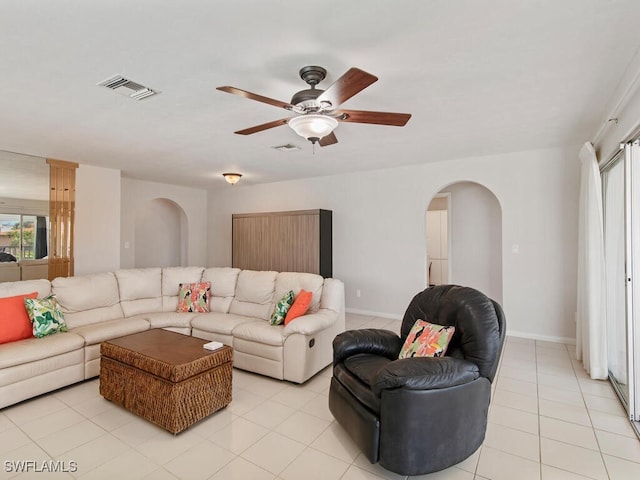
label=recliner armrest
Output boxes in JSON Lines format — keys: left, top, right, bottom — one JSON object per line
{"left": 373, "top": 357, "right": 480, "bottom": 396}
{"left": 333, "top": 329, "right": 403, "bottom": 366}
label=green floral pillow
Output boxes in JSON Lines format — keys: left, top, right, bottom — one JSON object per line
{"left": 24, "top": 295, "right": 68, "bottom": 338}
{"left": 270, "top": 290, "right": 295, "bottom": 325}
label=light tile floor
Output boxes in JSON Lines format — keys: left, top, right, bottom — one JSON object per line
{"left": 1, "top": 313, "right": 639, "bottom": 479}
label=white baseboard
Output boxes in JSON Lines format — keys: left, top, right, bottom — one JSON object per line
{"left": 507, "top": 330, "right": 576, "bottom": 345}
{"left": 346, "top": 308, "right": 402, "bottom": 321}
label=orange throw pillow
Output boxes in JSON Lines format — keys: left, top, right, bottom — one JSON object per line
{"left": 0, "top": 292, "right": 38, "bottom": 344}
{"left": 284, "top": 290, "right": 313, "bottom": 326}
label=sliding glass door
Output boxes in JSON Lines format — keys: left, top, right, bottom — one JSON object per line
{"left": 602, "top": 140, "right": 640, "bottom": 422}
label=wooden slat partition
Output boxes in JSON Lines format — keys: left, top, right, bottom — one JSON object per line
{"left": 46, "top": 159, "right": 78, "bottom": 280}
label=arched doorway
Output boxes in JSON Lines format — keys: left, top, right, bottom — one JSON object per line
{"left": 426, "top": 182, "right": 503, "bottom": 304}
{"left": 134, "top": 198, "right": 188, "bottom": 268}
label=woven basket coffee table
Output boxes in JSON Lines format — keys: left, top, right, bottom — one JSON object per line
{"left": 100, "top": 329, "right": 232, "bottom": 434}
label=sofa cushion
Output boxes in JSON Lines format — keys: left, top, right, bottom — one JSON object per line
{"left": 0, "top": 292, "right": 37, "bottom": 344}
{"left": 0, "top": 279, "right": 51, "bottom": 299}
{"left": 69, "top": 317, "right": 150, "bottom": 345}
{"left": 202, "top": 267, "right": 241, "bottom": 298}
{"left": 24, "top": 295, "right": 68, "bottom": 338}
{"left": 0, "top": 332, "right": 85, "bottom": 369}
{"left": 229, "top": 270, "right": 278, "bottom": 320}
{"left": 115, "top": 268, "right": 163, "bottom": 316}
{"left": 191, "top": 312, "right": 260, "bottom": 336}
{"left": 232, "top": 321, "right": 285, "bottom": 347}
{"left": 275, "top": 272, "right": 324, "bottom": 312}
{"left": 161, "top": 266, "right": 205, "bottom": 311}
{"left": 53, "top": 273, "right": 124, "bottom": 329}
{"left": 139, "top": 312, "right": 196, "bottom": 330}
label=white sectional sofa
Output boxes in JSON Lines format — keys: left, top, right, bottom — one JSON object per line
{"left": 0, "top": 267, "right": 345, "bottom": 409}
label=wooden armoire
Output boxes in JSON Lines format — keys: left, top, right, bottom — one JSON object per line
{"left": 232, "top": 209, "right": 332, "bottom": 277}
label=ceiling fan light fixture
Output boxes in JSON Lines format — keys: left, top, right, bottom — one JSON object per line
{"left": 288, "top": 114, "right": 338, "bottom": 143}
{"left": 222, "top": 172, "right": 242, "bottom": 185}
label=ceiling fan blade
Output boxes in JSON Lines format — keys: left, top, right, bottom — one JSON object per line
{"left": 217, "top": 86, "right": 294, "bottom": 110}
{"left": 234, "top": 118, "right": 290, "bottom": 135}
{"left": 316, "top": 68, "right": 378, "bottom": 108}
{"left": 319, "top": 132, "right": 338, "bottom": 147}
{"left": 337, "top": 109, "right": 411, "bottom": 126}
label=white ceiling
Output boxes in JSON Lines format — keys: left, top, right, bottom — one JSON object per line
{"left": 1, "top": 0, "right": 639, "bottom": 191}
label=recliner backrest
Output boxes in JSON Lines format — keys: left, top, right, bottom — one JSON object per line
{"left": 401, "top": 285, "right": 505, "bottom": 382}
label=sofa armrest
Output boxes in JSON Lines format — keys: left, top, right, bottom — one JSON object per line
{"left": 282, "top": 309, "right": 337, "bottom": 337}
{"left": 333, "top": 329, "right": 403, "bottom": 366}
{"left": 373, "top": 357, "right": 480, "bottom": 396}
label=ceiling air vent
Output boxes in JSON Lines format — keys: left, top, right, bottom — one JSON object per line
{"left": 97, "top": 75, "right": 159, "bottom": 100}
{"left": 271, "top": 144, "right": 301, "bottom": 152}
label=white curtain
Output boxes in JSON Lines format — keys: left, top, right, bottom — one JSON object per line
{"left": 576, "top": 142, "right": 607, "bottom": 379}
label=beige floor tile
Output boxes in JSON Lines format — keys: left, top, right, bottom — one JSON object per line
{"left": 488, "top": 404, "right": 539, "bottom": 434}
{"left": 187, "top": 408, "right": 236, "bottom": 440}
{"left": 54, "top": 380, "right": 100, "bottom": 407}
{"left": 274, "top": 410, "right": 331, "bottom": 445}
{"left": 602, "top": 453, "right": 640, "bottom": 480}
{"left": 410, "top": 467, "right": 475, "bottom": 479}
{"left": 208, "top": 416, "right": 268, "bottom": 455}
{"left": 89, "top": 406, "right": 137, "bottom": 432}
{"left": 60, "top": 433, "right": 129, "bottom": 477}
{"left": 492, "top": 388, "right": 539, "bottom": 414}
{"left": 280, "top": 447, "right": 350, "bottom": 480}
{"left": 2, "top": 395, "right": 69, "bottom": 425}
{"left": 78, "top": 450, "right": 158, "bottom": 480}
{"left": 110, "top": 417, "right": 166, "bottom": 447}
{"left": 270, "top": 384, "right": 319, "bottom": 410}
{"left": 208, "top": 457, "right": 275, "bottom": 480}
{"left": 500, "top": 365, "right": 538, "bottom": 384}
{"left": 351, "top": 452, "right": 405, "bottom": 480}
{"left": 540, "top": 464, "right": 594, "bottom": 479}
{"left": 0, "top": 426, "right": 31, "bottom": 455}
{"left": 540, "top": 438, "right": 607, "bottom": 480}
{"left": 340, "top": 464, "right": 391, "bottom": 480}
{"left": 242, "top": 399, "right": 296, "bottom": 429}
{"left": 226, "top": 388, "right": 265, "bottom": 416}
{"left": 0, "top": 412, "right": 12, "bottom": 433}
{"left": 300, "top": 393, "right": 334, "bottom": 422}
{"left": 243, "top": 375, "right": 289, "bottom": 399}
{"left": 140, "top": 468, "right": 179, "bottom": 480}
{"left": 454, "top": 447, "right": 481, "bottom": 474}
{"left": 582, "top": 393, "right": 626, "bottom": 416}
{"left": 135, "top": 429, "right": 204, "bottom": 465}
{"left": 539, "top": 399, "right": 591, "bottom": 427}
{"left": 163, "top": 440, "right": 235, "bottom": 480}
{"left": 537, "top": 373, "right": 580, "bottom": 392}
{"left": 589, "top": 410, "right": 638, "bottom": 438}
{"left": 594, "top": 429, "right": 640, "bottom": 462}
{"left": 537, "top": 384, "right": 584, "bottom": 407}
{"left": 310, "top": 422, "right": 362, "bottom": 463}
{"left": 577, "top": 379, "right": 617, "bottom": 399}
{"left": 37, "top": 419, "right": 106, "bottom": 457}
{"left": 239, "top": 431, "right": 306, "bottom": 475}
{"left": 483, "top": 423, "right": 540, "bottom": 461}
{"left": 495, "top": 376, "right": 538, "bottom": 397}
{"left": 539, "top": 416, "right": 598, "bottom": 451}
{"left": 70, "top": 395, "right": 116, "bottom": 418}
{"left": 476, "top": 445, "right": 541, "bottom": 480}
{"left": 19, "top": 407, "right": 86, "bottom": 440}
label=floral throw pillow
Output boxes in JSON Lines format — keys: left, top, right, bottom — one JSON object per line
{"left": 398, "top": 319, "right": 455, "bottom": 359}
{"left": 177, "top": 282, "right": 211, "bottom": 313}
{"left": 270, "top": 290, "right": 295, "bottom": 325}
{"left": 24, "top": 295, "right": 68, "bottom": 338}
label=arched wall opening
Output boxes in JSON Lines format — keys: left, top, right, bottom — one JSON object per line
{"left": 426, "top": 181, "right": 503, "bottom": 304}
{"left": 134, "top": 198, "right": 188, "bottom": 268}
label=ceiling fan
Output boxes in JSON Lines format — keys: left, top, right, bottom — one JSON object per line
{"left": 217, "top": 66, "right": 411, "bottom": 147}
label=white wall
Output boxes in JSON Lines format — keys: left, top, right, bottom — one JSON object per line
{"left": 208, "top": 145, "right": 581, "bottom": 342}
{"left": 444, "top": 182, "right": 502, "bottom": 304}
{"left": 120, "top": 178, "right": 207, "bottom": 269}
{"left": 134, "top": 198, "right": 184, "bottom": 268}
{"left": 75, "top": 164, "right": 121, "bottom": 275}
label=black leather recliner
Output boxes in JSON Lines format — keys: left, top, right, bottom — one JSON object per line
{"left": 329, "top": 285, "right": 506, "bottom": 476}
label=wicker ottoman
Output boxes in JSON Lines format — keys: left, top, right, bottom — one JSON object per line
{"left": 99, "top": 329, "right": 232, "bottom": 434}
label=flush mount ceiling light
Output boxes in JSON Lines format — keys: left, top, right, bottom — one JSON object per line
{"left": 222, "top": 173, "right": 242, "bottom": 185}
{"left": 288, "top": 114, "right": 338, "bottom": 144}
